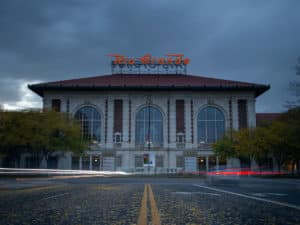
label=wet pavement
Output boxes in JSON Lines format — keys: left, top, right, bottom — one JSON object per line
{"left": 0, "top": 176, "right": 299, "bottom": 225}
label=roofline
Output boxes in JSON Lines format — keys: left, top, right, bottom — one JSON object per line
{"left": 28, "top": 84, "right": 270, "bottom": 98}
{"left": 28, "top": 73, "right": 270, "bottom": 87}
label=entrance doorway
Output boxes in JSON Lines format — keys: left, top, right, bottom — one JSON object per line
{"left": 71, "top": 156, "right": 80, "bottom": 170}
{"left": 219, "top": 157, "right": 227, "bottom": 170}
{"left": 208, "top": 156, "right": 216, "bottom": 171}
{"left": 47, "top": 156, "right": 58, "bottom": 169}
{"left": 92, "top": 155, "right": 101, "bottom": 170}
{"left": 198, "top": 156, "right": 206, "bottom": 171}
{"left": 82, "top": 156, "right": 90, "bottom": 170}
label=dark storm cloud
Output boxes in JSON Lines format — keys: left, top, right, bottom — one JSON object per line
{"left": 0, "top": 0, "right": 299, "bottom": 111}
{"left": 0, "top": 78, "right": 22, "bottom": 102}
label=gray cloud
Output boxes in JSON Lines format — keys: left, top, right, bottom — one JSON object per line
{"left": 0, "top": 78, "right": 23, "bottom": 102}
{"left": 0, "top": 0, "right": 299, "bottom": 112}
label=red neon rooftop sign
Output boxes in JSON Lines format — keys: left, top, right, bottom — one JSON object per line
{"left": 107, "top": 53, "right": 190, "bottom": 65}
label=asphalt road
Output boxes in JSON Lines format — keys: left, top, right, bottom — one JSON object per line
{"left": 0, "top": 176, "right": 299, "bottom": 225}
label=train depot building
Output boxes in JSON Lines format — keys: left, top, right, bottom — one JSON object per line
{"left": 27, "top": 55, "right": 270, "bottom": 172}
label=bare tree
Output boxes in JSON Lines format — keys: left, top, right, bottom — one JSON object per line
{"left": 286, "top": 58, "right": 300, "bottom": 109}
{"left": 297, "top": 57, "right": 300, "bottom": 76}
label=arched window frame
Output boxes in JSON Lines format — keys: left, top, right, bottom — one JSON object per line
{"left": 74, "top": 105, "right": 102, "bottom": 143}
{"left": 135, "top": 105, "right": 164, "bottom": 147}
{"left": 197, "top": 105, "right": 226, "bottom": 144}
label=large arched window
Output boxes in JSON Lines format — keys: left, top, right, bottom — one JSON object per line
{"left": 197, "top": 106, "right": 225, "bottom": 143}
{"left": 75, "top": 106, "right": 101, "bottom": 142}
{"left": 135, "top": 106, "right": 163, "bottom": 147}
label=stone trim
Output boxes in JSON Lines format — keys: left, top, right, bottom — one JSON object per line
{"left": 128, "top": 99, "right": 132, "bottom": 143}
{"left": 191, "top": 99, "right": 194, "bottom": 144}
{"left": 167, "top": 99, "right": 170, "bottom": 143}
{"left": 105, "top": 99, "right": 108, "bottom": 143}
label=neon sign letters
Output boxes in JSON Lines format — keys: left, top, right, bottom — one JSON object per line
{"left": 107, "top": 54, "right": 190, "bottom": 74}
{"left": 108, "top": 54, "right": 190, "bottom": 65}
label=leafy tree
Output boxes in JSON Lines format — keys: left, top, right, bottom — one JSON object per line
{"left": 234, "top": 128, "right": 269, "bottom": 170}
{"left": 212, "top": 133, "right": 236, "bottom": 160}
{"left": 275, "top": 107, "right": 300, "bottom": 172}
{"left": 213, "top": 107, "right": 300, "bottom": 173}
{"left": 267, "top": 120, "right": 291, "bottom": 172}
{"left": 213, "top": 128, "right": 271, "bottom": 170}
{"left": 0, "top": 110, "right": 87, "bottom": 167}
{"left": 251, "top": 127, "right": 272, "bottom": 169}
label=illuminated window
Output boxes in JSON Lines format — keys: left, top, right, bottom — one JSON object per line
{"left": 135, "top": 106, "right": 163, "bottom": 147}
{"left": 144, "top": 154, "right": 149, "bottom": 164}
{"left": 75, "top": 106, "right": 101, "bottom": 142}
{"left": 197, "top": 106, "right": 225, "bottom": 143}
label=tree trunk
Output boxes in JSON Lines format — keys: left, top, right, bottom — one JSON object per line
{"left": 276, "top": 158, "right": 281, "bottom": 172}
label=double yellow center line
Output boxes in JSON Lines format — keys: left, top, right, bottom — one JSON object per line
{"left": 137, "top": 184, "right": 161, "bottom": 225}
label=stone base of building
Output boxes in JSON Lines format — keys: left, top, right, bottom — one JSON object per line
{"left": 15, "top": 150, "right": 228, "bottom": 173}
{"left": 1, "top": 150, "right": 279, "bottom": 173}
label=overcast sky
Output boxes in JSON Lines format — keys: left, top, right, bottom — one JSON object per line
{"left": 0, "top": 0, "right": 299, "bottom": 112}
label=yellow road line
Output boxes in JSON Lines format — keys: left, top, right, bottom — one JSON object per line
{"left": 137, "top": 184, "right": 148, "bottom": 225}
{"left": 148, "top": 184, "right": 161, "bottom": 225}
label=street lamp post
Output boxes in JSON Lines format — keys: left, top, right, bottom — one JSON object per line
{"left": 146, "top": 97, "right": 151, "bottom": 173}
